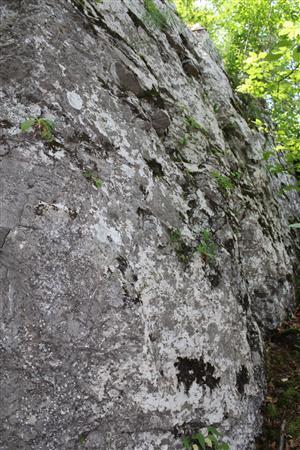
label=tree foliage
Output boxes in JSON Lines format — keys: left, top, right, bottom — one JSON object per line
{"left": 174, "top": 0, "right": 300, "bottom": 183}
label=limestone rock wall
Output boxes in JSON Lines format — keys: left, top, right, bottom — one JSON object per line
{"left": 0, "top": 1, "right": 299, "bottom": 449}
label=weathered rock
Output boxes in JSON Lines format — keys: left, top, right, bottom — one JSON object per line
{"left": 0, "top": 1, "right": 299, "bottom": 449}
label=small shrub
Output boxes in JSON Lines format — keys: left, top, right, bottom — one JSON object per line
{"left": 184, "top": 115, "right": 210, "bottom": 137}
{"left": 182, "top": 426, "right": 230, "bottom": 450}
{"left": 197, "top": 229, "right": 217, "bottom": 262}
{"left": 266, "top": 403, "right": 278, "bottom": 418}
{"left": 178, "top": 135, "right": 188, "bottom": 146}
{"left": 144, "top": 0, "right": 168, "bottom": 29}
{"left": 287, "top": 417, "right": 300, "bottom": 438}
{"left": 230, "top": 170, "right": 242, "bottom": 181}
{"left": 185, "top": 115, "right": 202, "bottom": 130}
{"left": 21, "top": 117, "right": 55, "bottom": 141}
{"left": 211, "top": 171, "right": 234, "bottom": 191}
{"left": 83, "top": 170, "right": 102, "bottom": 188}
{"left": 170, "top": 228, "right": 181, "bottom": 242}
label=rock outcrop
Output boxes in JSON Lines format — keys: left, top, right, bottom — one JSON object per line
{"left": 0, "top": 1, "right": 299, "bottom": 449}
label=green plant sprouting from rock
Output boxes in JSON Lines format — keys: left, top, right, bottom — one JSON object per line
{"left": 184, "top": 115, "right": 209, "bottom": 137}
{"left": 144, "top": 0, "right": 170, "bottom": 30}
{"left": 211, "top": 171, "right": 234, "bottom": 192}
{"left": 170, "top": 228, "right": 182, "bottom": 242}
{"left": 182, "top": 426, "right": 230, "bottom": 450}
{"left": 83, "top": 170, "right": 102, "bottom": 188}
{"left": 20, "top": 117, "right": 55, "bottom": 141}
{"left": 197, "top": 229, "right": 217, "bottom": 262}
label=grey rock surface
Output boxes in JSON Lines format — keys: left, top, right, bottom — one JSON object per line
{"left": 0, "top": 1, "right": 299, "bottom": 449}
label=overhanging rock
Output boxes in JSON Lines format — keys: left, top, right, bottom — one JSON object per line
{"left": 0, "top": 1, "right": 299, "bottom": 449}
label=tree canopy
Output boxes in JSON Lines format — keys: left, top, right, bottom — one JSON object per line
{"left": 174, "top": 0, "right": 300, "bottom": 185}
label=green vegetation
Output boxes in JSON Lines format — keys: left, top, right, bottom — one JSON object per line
{"left": 197, "top": 229, "right": 217, "bottom": 262}
{"left": 79, "top": 434, "right": 87, "bottom": 444}
{"left": 184, "top": 115, "right": 202, "bottom": 130}
{"left": 211, "top": 171, "right": 234, "bottom": 191}
{"left": 20, "top": 117, "right": 55, "bottom": 141}
{"left": 178, "top": 134, "right": 188, "bottom": 146}
{"left": 170, "top": 228, "right": 182, "bottom": 242}
{"left": 170, "top": 228, "right": 193, "bottom": 263}
{"left": 182, "top": 426, "right": 230, "bottom": 450}
{"left": 144, "top": 0, "right": 169, "bottom": 29}
{"left": 83, "top": 170, "right": 102, "bottom": 188}
{"left": 173, "top": 0, "right": 300, "bottom": 187}
{"left": 256, "top": 308, "right": 300, "bottom": 449}
{"left": 287, "top": 417, "right": 300, "bottom": 438}
{"left": 184, "top": 115, "right": 209, "bottom": 137}
{"left": 266, "top": 403, "right": 278, "bottom": 419}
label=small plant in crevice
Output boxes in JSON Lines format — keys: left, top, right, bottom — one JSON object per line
{"left": 178, "top": 134, "right": 189, "bottom": 146}
{"left": 20, "top": 117, "right": 55, "bottom": 141}
{"left": 182, "top": 426, "right": 230, "bottom": 450}
{"left": 170, "top": 228, "right": 181, "bottom": 242}
{"left": 143, "top": 0, "right": 170, "bottom": 30}
{"left": 211, "top": 171, "right": 234, "bottom": 192}
{"left": 197, "top": 229, "right": 217, "bottom": 262}
{"left": 230, "top": 170, "right": 242, "bottom": 181}
{"left": 83, "top": 170, "right": 102, "bottom": 188}
{"left": 184, "top": 115, "right": 210, "bottom": 137}
{"left": 169, "top": 228, "right": 192, "bottom": 264}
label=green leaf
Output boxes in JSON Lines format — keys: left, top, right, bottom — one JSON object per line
{"left": 205, "top": 437, "right": 213, "bottom": 448}
{"left": 20, "top": 118, "right": 36, "bottom": 132}
{"left": 192, "top": 433, "right": 206, "bottom": 450}
{"left": 93, "top": 178, "right": 102, "bottom": 189}
{"left": 289, "top": 223, "right": 300, "bottom": 229}
{"left": 183, "top": 436, "right": 191, "bottom": 449}
{"left": 292, "top": 46, "right": 300, "bottom": 62}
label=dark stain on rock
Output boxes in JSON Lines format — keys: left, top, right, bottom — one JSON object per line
{"left": 187, "top": 199, "right": 197, "bottom": 218}
{"left": 34, "top": 203, "right": 47, "bottom": 216}
{"left": 117, "top": 255, "right": 128, "bottom": 274}
{"left": 145, "top": 159, "right": 164, "bottom": 178}
{"left": 151, "top": 109, "right": 170, "bottom": 136}
{"left": 68, "top": 208, "right": 78, "bottom": 220}
{"left": 140, "top": 87, "right": 165, "bottom": 108}
{"left": 122, "top": 285, "right": 141, "bottom": 306}
{"left": 247, "top": 319, "right": 261, "bottom": 352}
{"left": 182, "top": 58, "right": 199, "bottom": 78}
{"left": 223, "top": 238, "right": 234, "bottom": 254}
{"left": 239, "top": 293, "right": 250, "bottom": 310}
{"left": 207, "top": 269, "right": 221, "bottom": 288}
{"left": 115, "top": 62, "right": 144, "bottom": 96}
{"left": 170, "top": 233, "right": 193, "bottom": 265}
{"left": 254, "top": 289, "right": 267, "bottom": 299}
{"left": 137, "top": 206, "right": 153, "bottom": 218}
{"left": 258, "top": 216, "right": 277, "bottom": 241}
{"left": 0, "top": 119, "right": 13, "bottom": 129}
{"left": 236, "top": 365, "right": 250, "bottom": 395}
{"left": 0, "top": 227, "right": 11, "bottom": 249}
{"left": 174, "top": 356, "right": 220, "bottom": 393}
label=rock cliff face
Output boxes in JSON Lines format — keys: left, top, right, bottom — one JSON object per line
{"left": 0, "top": 1, "right": 299, "bottom": 449}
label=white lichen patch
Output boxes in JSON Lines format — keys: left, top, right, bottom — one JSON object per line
{"left": 91, "top": 215, "right": 122, "bottom": 246}
{"left": 67, "top": 91, "right": 83, "bottom": 110}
